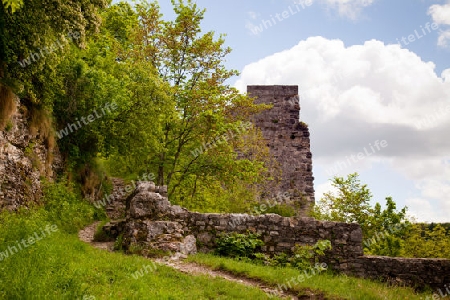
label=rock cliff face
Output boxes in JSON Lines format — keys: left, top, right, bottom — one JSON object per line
{"left": 0, "top": 96, "right": 61, "bottom": 210}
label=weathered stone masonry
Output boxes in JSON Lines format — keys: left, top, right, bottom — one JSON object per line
{"left": 249, "top": 85, "right": 314, "bottom": 216}
{"left": 107, "top": 182, "right": 450, "bottom": 290}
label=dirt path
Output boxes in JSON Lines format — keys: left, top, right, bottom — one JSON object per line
{"left": 78, "top": 221, "right": 114, "bottom": 251}
{"left": 78, "top": 222, "right": 301, "bottom": 299}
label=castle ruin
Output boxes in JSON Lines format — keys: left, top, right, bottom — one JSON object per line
{"left": 248, "top": 85, "right": 314, "bottom": 216}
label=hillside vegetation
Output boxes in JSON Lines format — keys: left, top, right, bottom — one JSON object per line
{"left": 0, "top": 1, "right": 449, "bottom": 299}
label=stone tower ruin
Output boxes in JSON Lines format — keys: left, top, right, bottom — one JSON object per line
{"left": 248, "top": 85, "right": 314, "bottom": 216}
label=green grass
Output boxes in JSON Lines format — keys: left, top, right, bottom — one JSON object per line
{"left": 187, "top": 253, "right": 435, "bottom": 300}
{"left": 0, "top": 182, "right": 281, "bottom": 300}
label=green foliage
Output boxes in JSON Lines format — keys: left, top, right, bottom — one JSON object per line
{"left": 3, "top": 0, "right": 275, "bottom": 213}
{"left": 290, "top": 240, "right": 332, "bottom": 270}
{"left": 215, "top": 231, "right": 264, "bottom": 258}
{"left": 98, "top": 1, "right": 273, "bottom": 212}
{"left": 310, "top": 173, "right": 375, "bottom": 226}
{"left": 254, "top": 240, "right": 331, "bottom": 271}
{"left": 113, "top": 233, "right": 124, "bottom": 252}
{"left": 403, "top": 224, "right": 450, "bottom": 259}
{"left": 41, "top": 180, "right": 98, "bottom": 233}
{"left": 0, "top": 0, "right": 106, "bottom": 106}
{"left": 263, "top": 204, "right": 297, "bottom": 217}
{"left": 1, "top": 0, "right": 23, "bottom": 13}
{"left": 310, "top": 173, "right": 411, "bottom": 257}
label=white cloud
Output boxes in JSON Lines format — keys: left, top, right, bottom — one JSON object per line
{"left": 428, "top": 2, "right": 450, "bottom": 25}
{"left": 437, "top": 29, "right": 450, "bottom": 47}
{"left": 237, "top": 37, "right": 450, "bottom": 128}
{"left": 315, "top": 0, "right": 376, "bottom": 20}
{"left": 236, "top": 36, "right": 450, "bottom": 222}
{"left": 428, "top": 1, "right": 450, "bottom": 47}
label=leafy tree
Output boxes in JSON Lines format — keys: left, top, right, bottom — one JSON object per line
{"left": 310, "top": 173, "right": 374, "bottom": 227}
{"left": 0, "top": 0, "right": 106, "bottom": 105}
{"left": 310, "top": 173, "right": 410, "bottom": 256}
{"left": 103, "top": 1, "right": 273, "bottom": 212}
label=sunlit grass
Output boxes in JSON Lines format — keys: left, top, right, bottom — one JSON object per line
{"left": 188, "top": 253, "right": 434, "bottom": 300}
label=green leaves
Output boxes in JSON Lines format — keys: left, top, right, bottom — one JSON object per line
{"left": 310, "top": 173, "right": 410, "bottom": 257}
{"left": 403, "top": 224, "right": 450, "bottom": 259}
{"left": 1, "top": 0, "right": 23, "bottom": 13}
{"left": 0, "top": 0, "right": 107, "bottom": 103}
{"left": 215, "top": 232, "right": 264, "bottom": 258}
{"left": 100, "top": 1, "right": 271, "bottom": 211}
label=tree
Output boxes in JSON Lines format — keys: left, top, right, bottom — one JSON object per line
{"left": 0, "top": 0, "right": 107, "bottom": 105}
{"left": 310, "top": 173, "right": 374, "bottom": 226}
{"left": 310, "top": 173, "right": 410, "bottom": 256}
{"left": 102, "top": 1, "right": 273, "bottom": 212}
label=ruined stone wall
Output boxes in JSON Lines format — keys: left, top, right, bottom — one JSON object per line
{"left": 118, "top": 182, "right": 361, "bottom": 263}
{"left": 347, "top": 256, "right": 450, "bottom": 290}
{"left": 248, "top": 85, "right": 314, "bottom": 216}
{"left": 108, "top": 182, "right": 450, "bottom": 290}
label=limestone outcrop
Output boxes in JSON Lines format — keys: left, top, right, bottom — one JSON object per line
{"left": 0, "top": 97, "right": 61, "bottom": 210}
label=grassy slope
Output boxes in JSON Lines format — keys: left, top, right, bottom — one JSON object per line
{"left": 0, "top": 182, "right": 280, "bottom": 300}
{"left": 0, "top": 232, "right": 278, "bottom": 299}
{"left": 188, "top": 254, "right": 434, "bottom": 300}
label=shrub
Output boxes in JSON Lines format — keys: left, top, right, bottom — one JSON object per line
{"left": 253, "top": 240, "right": 332, "bottom": 271}
{"left": 215, "top": 232, "right": 264, "bottom": 258}
{"left": 264, "top": 204, "right": 296, "bottom": 217}
{"left": 42, "top": 180, "right": 98, "bottom": 233}
{"left": 289, "top": 239, "right": 331, "bottom": 270}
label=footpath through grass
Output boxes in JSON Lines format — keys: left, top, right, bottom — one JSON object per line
{"left": 0, "top": 182, "right": 280, "bottom": 300}
{"left": 188, "top": 253, "right": 434, "bottom": 300}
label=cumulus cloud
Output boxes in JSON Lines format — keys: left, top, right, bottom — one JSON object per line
{"left": 428, "top": 1, "right": 450, "bottom": 47}
{"left": 235, "top": 36, "right": 450, "bottom": 222}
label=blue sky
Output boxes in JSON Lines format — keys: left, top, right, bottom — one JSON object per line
{"left": 127, "top": 0, "right": 450, "bottom": 222}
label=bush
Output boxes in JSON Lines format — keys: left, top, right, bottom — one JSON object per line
{"left": 253, "top": 240, "right": 332, "bottom": 271}
{"left": 215, "top": 232, "right": 264, "bottom": 258}
{"left": 42, "top": 180, "right": 99, "bottom": 233}
{"left": 264, "top": 204, "right": 296, "bottom": 217}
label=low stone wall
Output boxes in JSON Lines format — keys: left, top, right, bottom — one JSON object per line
{"left": 118, "top": 182, "right": 362, "bottom": 264}
{"left": 108, "top": 181, "right": 450, "bottom": 290}
{"left": 347, "top": 256, "right": 450, "bottom": 290}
